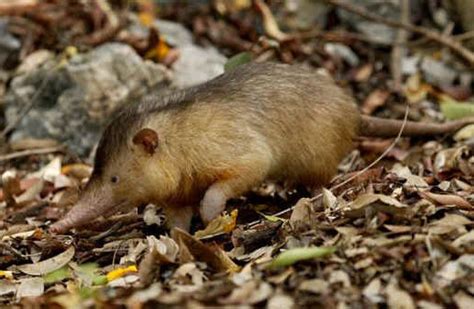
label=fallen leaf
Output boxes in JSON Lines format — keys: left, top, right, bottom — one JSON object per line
{"left": 195, "top": 210, "right": 238, "bottom": 239}
{"left": 17, "top": 246, "right": 75, "bottom": 275}
{"left": 257, "top": 210, "right": 287, "bottom": 223}
{"left": 351, "top": 63, "right": 373, "bottom": 82}
{"left": 428, "top": 214, "right": 471, "bottom": 235}
{"left": 298, "top": 278, "right": 329, "bottom": 294}
{"left": 434, "top": 254, "right": 474, "bottom": 288}
{"left": 43, "top": 266, "right": 70, "bottom": 284}
{"left": 173, "top": 262, "right": 205, "bottom": 286}
{"left": 61, "top": 163, "right": 92, "bottom": 180}
{"left": 254, "top": 0, "right": 291, "bottom": 41}
{"left": 386, "top": 278, "right": 415, "bottom": 309}
{"left": 0, "top": 271, "right": 13, "bottom": 280}
{"left": 361, "top": 89, "right": 390, "bottom": 114}
{"left": 106, "top": 265, "right": 138, "bottom": 282}
{"left": 224, "top": 52, "right": 252, "bottom": 72}
{"left": 1, "top": 170, "right": 21, "bottom": 206}
{"left": 363, "top": 277, "right": 383, "bottom": 303}
{"left": 344, "top": 193, "right": 411, "bottom": 218}
{"left": 403, "top": 73, "right": 432, "bottom": 104}
{"left": 289, "top": 197, "right": 313, "bottom": 224}
{"left": 147, "top": 235, "right": 179, "bottom": 263}
{"left": 454, "top": 124, "right": 474, "bottom": 141}
{"left": 16, "top": 277, "right": 44, "bottom": 300}
{"left": 440, "top": 99, "right": 474, "bottom": 120}
{"left": 29, "top": 157, "right": 61, "bottom": 182}
{"left": 172, "top": 228, "right": 240, "bottom": 273}
{"left": 452, "top": 230, "right": 474, "bottom": 248}
{"left": 267, "top": 293, "right": 295, "bottom": 309}
{"left": 0, "top": 280, "right": 16, "bottom": 297}
{"left": 453, "top": 291, "right": 474, "bottom": 309}
{"left": 269, "top": 246, "right": 335, "bottom": 268}
{"left": 420, "top": 191, "right": 472, "bottom": 209}
{"left": 391, "top": 164, "right": 429, "bottom": 188}
{"left": 220, "top": 280, "right": 273, "bottom": 305}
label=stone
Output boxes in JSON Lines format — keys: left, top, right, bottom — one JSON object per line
{"left": 5, "top": 43, "right": 169, "bottom": 155}
{"left": 130, "top": 18, "right": 227, "bottom": 88}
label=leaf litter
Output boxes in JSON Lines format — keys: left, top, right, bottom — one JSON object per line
{"left": 0, "top": 0, "right": 473, "bottom": 307}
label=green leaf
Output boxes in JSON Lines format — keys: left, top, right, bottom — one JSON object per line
{"left": 92, "top": 275, "right": 108, "bottom": 286}
{"left": 224, "top": 52, "right": 252, "bottom": 72}
{"left": 269, "top": 246, "right": 336, "bottom": 268}
{"left": 74, "top": 263, "right": 106, "bottom": 286}
{"left": 78, "top": 286, "right": 97, "bottom": 299}
{"left": 440, "top": 101, "right": 474, "bottom": 120}
{"left": 257, "top": 211, "right": 287, "bottom": 223}
{"left": 43, "top": 266, "right": 71, "bottom": 284}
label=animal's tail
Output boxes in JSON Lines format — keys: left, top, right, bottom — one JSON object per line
{"left": 359, "top": 115, "right": 474, "bottom": 138}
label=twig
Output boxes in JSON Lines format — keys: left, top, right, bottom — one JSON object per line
{"left": 325, "top": 0, "right": 474, "bottom": 66}
{"left": 0, "top": 146, "right": 64, "bottom": 162}
{"left": 248, "top": 104, "right": 410, "bottom": 227}
{"left": 455, "top": 30, "right": 474, "bottom": 42}
{"left": 297, "top": 29, "right": 392, "bottom": 46}
{"left": 254, "top": 0, "right": 291, "bottom": 42}
{"left": 390, "top": 0, "right": 409, "bottom": 92}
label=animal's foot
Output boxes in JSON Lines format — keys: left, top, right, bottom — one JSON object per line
{"left": 200, "top": 186, "right": 227, "bottom": 224}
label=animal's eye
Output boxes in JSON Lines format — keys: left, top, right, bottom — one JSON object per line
{"left": 111, "top": 176, "right": 119, "bottom": 184}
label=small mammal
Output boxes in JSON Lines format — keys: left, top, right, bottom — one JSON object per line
{"left": 50, "top": 62, "right": 472, "bottom": 233}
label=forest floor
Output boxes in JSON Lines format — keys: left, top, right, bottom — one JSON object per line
{"left": 0, "top": 1, "right": 473, "bottom": 308}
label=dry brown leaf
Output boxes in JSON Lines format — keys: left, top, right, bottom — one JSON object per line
{"left": 420, "top": 191, "right": 472, "bottom": 209}
{"left": 298, "top": 278, "right": 329, "bottom": 294}
{"left": 289, "top": 197, "right": 313, "bottom": 224}
{"left": 453, "top": 291, "right": 474, "bottom": 309}
{"left": 194, "top": 209, "right": 238, "bottom": 239}
{"left": 219, "top": 280, "right": 273, "bottom": 305}
{"left": 171, "top": 228, "right": 239, "bottom": 273}
{"left": 15, "top": 277, "right": 44, "bottom": 300}
{"left": 17, "top": 246, "right": 75, "bottom": 276}
{"left": 361, "top": 89, "right": 390, "bottom": 114}
{"left": 428, "top": 214, "right": 471, "bottom": 235}
{"left": 386, "top": 278, "right": 415, "bottom": 309}
{"left": 254, "top": 0, "right": 291, "bottom": 42}
{"left": 1, "top": 170, "right": 21, "bottom": 206}
{"left": 351, "top": 63, "right": 373, "bottom": 82}
{"left": 344, "top": 193, "right": 411, "bottom": 218}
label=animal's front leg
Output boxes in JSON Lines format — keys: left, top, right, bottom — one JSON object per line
{"left": 200, "top": 174, "right": 266, "bottom": 224}
{"left": 162, "top": 205, "right": 194, "bottom": 232}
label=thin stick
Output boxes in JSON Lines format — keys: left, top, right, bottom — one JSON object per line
{"left": 390, "top": 0, "right": 409, "bottom": 92}
{"left": 0, "top": 146, "right": 63, "bottom": 162}
{"left": 248, "top": 104, "right": 410, "bottom": 227}
{"left": 325, "top": 0, "right": 474, "bottom": 66}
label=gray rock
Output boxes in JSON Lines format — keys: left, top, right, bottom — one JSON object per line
{"left": 337, "top": 0, "right": 400, "bottom": 44}
{"left": 156, "top": 20, "right": 226, "bottom": 88}
{"left": 420, "top": 57, "right": 457, "bottom": 87}
{"left": 171, "top": 45, "right": 226, "bottom": 88}
{"left": 155, "top": 19, "right": 194, "bottom": 47}
{"left": 129, "top": 17, "right": 227, "bottom": 88}
{"left": 0, "top": 18, "right": 21, "bottom": 68}
{"left": 5, "top": 43, "right": 169, "bottom": 155}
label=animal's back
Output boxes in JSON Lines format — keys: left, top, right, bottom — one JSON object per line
{"left": 145, "top": 62, "right": 360, "bottom": 192}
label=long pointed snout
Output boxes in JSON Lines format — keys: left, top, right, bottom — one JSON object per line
{"left": 49, "top": 200, "right": 104, "bottom": 233}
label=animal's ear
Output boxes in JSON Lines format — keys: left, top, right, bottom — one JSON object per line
{"left": 132, "top": 128, "right": 159, "bottom": 155}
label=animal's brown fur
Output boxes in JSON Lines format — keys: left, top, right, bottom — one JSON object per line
{"left": 51, "top": 62, "right": 359, "bottom": 233}
{"left": 52, "top": 62, "right": 472, "bottom": 233}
